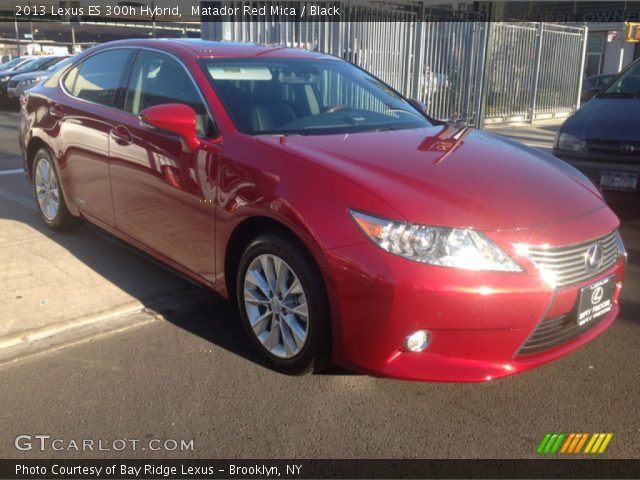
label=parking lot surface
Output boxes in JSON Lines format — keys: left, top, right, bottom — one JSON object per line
{"left": 0, "top": 109, "right": 638, "bottom": 459}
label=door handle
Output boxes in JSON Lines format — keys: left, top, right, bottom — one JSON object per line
{"left": 49, "top": 103, "right": 64, "bottom": 120}
{"left": 111, "top": 125, "right": 132, "bottom": 145}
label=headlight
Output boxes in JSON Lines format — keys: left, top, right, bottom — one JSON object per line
{"left": 23, "top": 78, "right": 40, "bottom": 86}
{"left": 350, "top": 210, "right": 523, "bottom": 272}
{"left": 0, "top": 75, "right": 10, "bottom": 83}
{"left": 556, "top": 132, "right": 585, "bottom": 151}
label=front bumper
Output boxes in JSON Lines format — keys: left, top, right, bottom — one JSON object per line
{"left": 323, "top": 207, "right": 624, "bottom": 382}
{"left": 554, "top": 149, "right": 640, "bottom": 194}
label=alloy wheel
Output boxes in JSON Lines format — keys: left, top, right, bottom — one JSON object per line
{"left": 34, "top": 157, "right": 60, "bottom": 221}
{"left": 243, "top": 254, "right": 309, "bottom": 359}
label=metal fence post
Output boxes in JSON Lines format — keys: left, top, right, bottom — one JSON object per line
{"left": 411, "top": 21, "right": 426, "bottom": 100}
{"left": 475, "top": 21, "right": 492, "bottom": 129}
{"left": 528, "top": 22, "right": 544, "bottom": 123}
{"left": 576, "top": 25, "right": 589, "bottom": 110}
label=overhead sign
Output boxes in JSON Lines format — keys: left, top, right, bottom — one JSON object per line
{"left": 624, "top": 22, "right": 640, "bottom": 42}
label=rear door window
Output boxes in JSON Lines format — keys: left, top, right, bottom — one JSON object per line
{"left": 67, "top": 49, "right": 132, "bottom": 107}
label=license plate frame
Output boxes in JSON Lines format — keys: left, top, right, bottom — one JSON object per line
{"left": 576, "top": 275, "right": 615, "bottom": 327}
{"left": 600, "top": 170, "right": 638, "bottom": 192}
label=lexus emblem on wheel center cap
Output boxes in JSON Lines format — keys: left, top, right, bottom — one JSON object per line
{"left": 585, "top": 243, "right": 604, "bottom": 273}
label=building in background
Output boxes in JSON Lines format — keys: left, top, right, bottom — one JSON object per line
{"left": 0, "top": 0, "right": 198, "bottom": 60}
{"left": 493, "top": 1, "right": 640, "bottom": 76}
{"left": 583, "top": 23, "right": 639, "bottom": 76}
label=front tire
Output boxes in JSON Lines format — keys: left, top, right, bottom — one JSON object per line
{"left": 236, "top": 233, "right": 329, "bottom": 374}
{"left": 32, "top": 148, "right": 78, "bottom": 230}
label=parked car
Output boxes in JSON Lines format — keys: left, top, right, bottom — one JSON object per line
{"left": 7, "top": 57, "right": 73, "bottom": 100}
{"left": 19, "top": 39, "right": 626, "bottom": 381}
{"left": 0, "top": 56, "right": 34, "bottom": 73}
{"left": 0, "top": 56, "right": 67, "bottom": 100}
{"left": 555, "top": 58, "right": 640, "bottom": 195}
{"left": 581, "top": 73, "right": 616, "bottom": 103}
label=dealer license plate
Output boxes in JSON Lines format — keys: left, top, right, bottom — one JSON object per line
{"left": 576, "top": 275, "right": 615, "bottom": 327}
{"left": 600, "top": 171, "right": 638, "bottom": 192}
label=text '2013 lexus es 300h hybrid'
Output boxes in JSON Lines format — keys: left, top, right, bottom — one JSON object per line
{"left": 19, "top": 39, "right": 626, "bottom": 382}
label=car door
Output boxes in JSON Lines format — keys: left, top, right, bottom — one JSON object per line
{"left": 56, "top": 49, "right": 134, "bottom": 226}
{"left": 109, "top": 49, "right": 219, "bottom": 283}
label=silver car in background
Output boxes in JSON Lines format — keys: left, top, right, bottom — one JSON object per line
{"left": 0, "top": 56, "right": 34, "bottom": 73}
{"left": 7, "top": 57, "right": 72, "bottom": 99}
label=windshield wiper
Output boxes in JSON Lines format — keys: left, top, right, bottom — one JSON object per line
{"left": 373, "top": 126, "right": 402, "bottom": 132}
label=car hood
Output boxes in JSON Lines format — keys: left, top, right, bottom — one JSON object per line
{"left": 0, "top": 71, "right": 23, "bottom": 80}
{"left": 562, "top": 98, "right": 640, "bottom": 140}
{"left": 10, "top": 71, "right": 49, "bottom": 82}
{"left": 257, "top": 126, "right": 605, "bottom": 231}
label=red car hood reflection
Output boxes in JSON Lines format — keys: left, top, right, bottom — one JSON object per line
{"left": 257, "top": 126, "right": 605, "bottom": 231}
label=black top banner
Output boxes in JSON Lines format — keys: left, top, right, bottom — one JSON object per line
{"left": 3, "top": 459, "right": 640, "bottom": 479}
{"left": 2, "top": 1, "right": 640, "bottom": 23}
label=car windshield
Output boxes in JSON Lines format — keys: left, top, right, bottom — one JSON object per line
{"left": 201, "top": 58, "right": 431, "bottom": 135}
{"left": 599, "top": 60, "right": 640, "bottom": 99}
{"left": 47, "top": 57, "right": 72, "bottom": 71}
{"left": 0, "top": 57, "right": 27, "bottom": 69}
{"left": 15, "top": 57, "right": 58, "bottom": 72}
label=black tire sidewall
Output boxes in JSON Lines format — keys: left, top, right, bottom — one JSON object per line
{"left": 236, "top": 233, "right": 328, "bottom": 374}
{"left": 32, "top": 148, "right": 73, "bottom": 230}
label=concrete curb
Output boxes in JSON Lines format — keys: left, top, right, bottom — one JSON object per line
{"left": 0, "top": 302, "right": 144, "bottom": 350}
{"left": 0, "top": 288, "right": 213, "bottom": 365}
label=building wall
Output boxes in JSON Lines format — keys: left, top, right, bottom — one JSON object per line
{"left": 587, "top": 23, "right": 638, "bottom": 76}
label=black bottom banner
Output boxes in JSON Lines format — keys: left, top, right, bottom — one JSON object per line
{"left": 2, "top": 459, "right": 640, "bottom": 479}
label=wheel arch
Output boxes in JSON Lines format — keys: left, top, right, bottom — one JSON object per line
{"left": 25, "top": 136, "right": 80, "bottom": 218}
{"left": 224, "top": 215, "right": 329, "bottom": 302}
{"left": 25, "top": 136, "right": 50, "bottom": 179}
{"left": 224, "top": 214, "right": 334, "bottom": 370}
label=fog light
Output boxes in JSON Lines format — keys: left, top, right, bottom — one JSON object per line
{"left": 404, "top": 330, "right": 431, "bottom": 352}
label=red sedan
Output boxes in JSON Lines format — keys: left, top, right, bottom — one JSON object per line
{"left": 19, "top": 39, "right": 626, "bottom": 381}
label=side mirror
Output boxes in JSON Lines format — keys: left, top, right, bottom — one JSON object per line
{"left": 139, "top": 103, "right": 200, "bottom": 152}
{"left": 407, "top": 98, "right": 428, "bottom": 113}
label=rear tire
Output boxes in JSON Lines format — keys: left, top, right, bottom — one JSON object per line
{"left": 236, "top": 232, "right": 330, "bottom": 375}
{"left": 32, "top": 148, "right": 79, "bottom": 231}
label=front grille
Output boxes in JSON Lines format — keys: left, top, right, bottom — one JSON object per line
{"left": 8, "top": 80, "right": 18, "bottom": 88}
{"left": 524, "top": 231, "right": 619, "bottom": 288}
{"left": 517, "top": 312, "right": 606, "bottom": 356}
{"left": 586, "top": 139, "right": 640, "bottom": 159}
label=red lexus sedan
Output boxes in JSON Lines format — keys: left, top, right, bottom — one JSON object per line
{"left": 19, "top": 39, "right": 627, "bottom": 381}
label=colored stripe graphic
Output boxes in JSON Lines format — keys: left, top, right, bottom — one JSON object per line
{"left": 537, "top": 433, "right": 566, "bottom": 454}
{"left": 537, "top": 434, "right": 552, "bottom": 454}
{"left": 568, "top": 433, "right": 583, "bottom": 453}
{"left": 551, "top": 434, "right": 565, "bottom": 453}
{"left": 584, "top": 433, "right": 614, "bottom": 453}
{"left": 560, "top": 434, "right": 575, "bottom": 453}
{"left": 538, "top": 433, "right": 612, "bottom": 454}
{"left": 598, "top": 434, "right": 613, "bottom": 453}
{"left": 574, "top": 433, "right": 589, "bottom": 453}
{"left": 545, "top": 434, "right": 558, "bottom": 453}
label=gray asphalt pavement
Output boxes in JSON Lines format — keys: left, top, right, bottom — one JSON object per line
{"left": 0, "top": 109, "right": 22, "bottom": 170}
{"left": 0, "top": 108, "right": 639, "bottom": 459}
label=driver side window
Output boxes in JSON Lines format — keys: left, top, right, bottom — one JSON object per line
{"left": 125, "top": 50, "right": 210, "bottom": 136}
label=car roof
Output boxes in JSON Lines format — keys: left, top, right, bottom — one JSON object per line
{"left": 89, "top": 38, "right": 335, "bottom": 61}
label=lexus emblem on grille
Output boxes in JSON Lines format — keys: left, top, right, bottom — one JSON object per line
{"left": 591, "top": 286, "right": 604, "bottom": 305}
{"left": 585, "top": 243, "right": 604, "bottom": 273}
{"left": 621, "top": 144, "right": 635, "bottom": 154}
